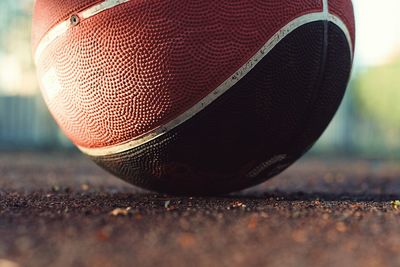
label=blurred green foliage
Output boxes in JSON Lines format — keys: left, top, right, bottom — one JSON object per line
{"left": 354, "top": 57, "right": 400, "bottom": 150}
{"left": 356, "top": 59, "right": 400, "bottom": 128}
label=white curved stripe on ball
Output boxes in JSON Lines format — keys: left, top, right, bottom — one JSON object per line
{"left": 34, "top": 0, "right": 131, "bottom": 65}
{"left": 79, "top": 15, "right": 353, "bottom": 157}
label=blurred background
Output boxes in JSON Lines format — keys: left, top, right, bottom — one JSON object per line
{"left": 0, "top": 0, "right": 399, "bottom": 158}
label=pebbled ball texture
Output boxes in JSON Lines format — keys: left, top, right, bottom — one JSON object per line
{"left": 33, "top": 0, "right": 355, "bottom": 195}
{"left": 91, "top": 21, "right": 352, "bottom": 195}
{"left": 33, "top": 0, "right": 324, "bottom": 148}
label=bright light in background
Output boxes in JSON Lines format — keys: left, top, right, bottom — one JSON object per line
{"left": 0, "top": 54, "right": 23, "bottom": 94}
{"left": 353, "top": 0, "right": 400, "bottom": 66}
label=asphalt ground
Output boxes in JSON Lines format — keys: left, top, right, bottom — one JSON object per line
{"left": 0, "top": 152, "right": 399, "bottom": 267}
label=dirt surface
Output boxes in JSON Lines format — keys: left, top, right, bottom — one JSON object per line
{"left": 0, "top": 152, "right": 400, "bottom": 267}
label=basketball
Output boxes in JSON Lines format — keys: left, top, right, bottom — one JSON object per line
{"left": 32, "top": 0, "right": 355, "bottom": 195}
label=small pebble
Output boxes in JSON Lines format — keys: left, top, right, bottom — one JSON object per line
{"left": 110, "top": 207, "right": 131, "bottom": 216}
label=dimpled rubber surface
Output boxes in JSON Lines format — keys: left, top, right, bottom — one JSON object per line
{"left": 91, "top": 22, "right": 352, "bottom": 195}
{"left": 33, "top": 0, "right": 323, "bottom": 148}
{"left": 32, "top": 0, "right": 103, "bottom": 50}
{"left": 328, "top": 0, "right": 356, "bottom": 48}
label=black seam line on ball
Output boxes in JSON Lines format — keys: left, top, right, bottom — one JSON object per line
{"left": 290, "top": 21, "right": 350, "bottom": 155}
{"left": 318, "top": 20, "right": 330, "bottom": 102}
{"left": 289, "top": 20, "right": 329, "bottom": 144}
{"left": 304, "top": 20, "right": 329, "bottom": 121}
